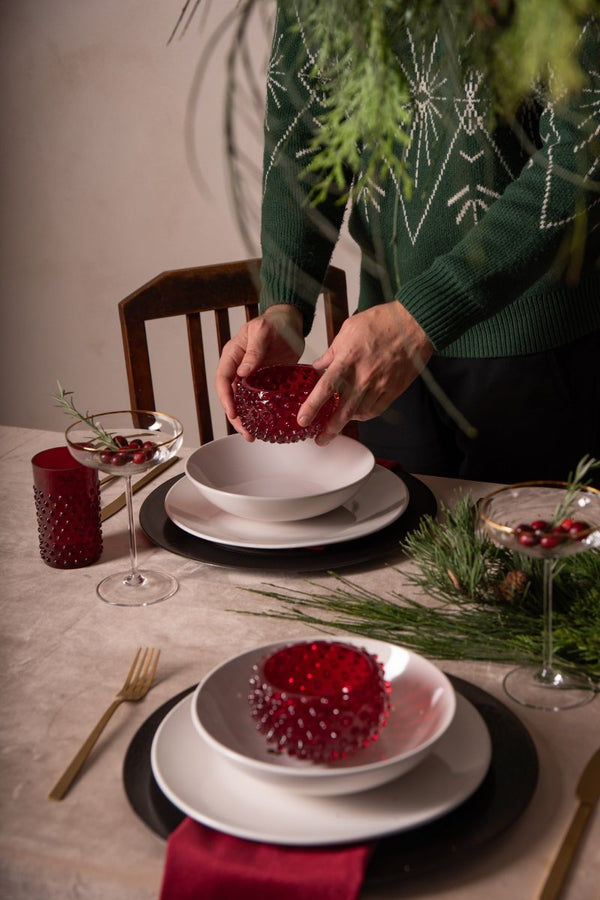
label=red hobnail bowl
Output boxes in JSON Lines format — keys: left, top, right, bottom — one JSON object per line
{"left": 234, "top": 364, "right": 338, "bottom": 443}
{"left": 248, "top": 640, "right": 390, "bottom": 763}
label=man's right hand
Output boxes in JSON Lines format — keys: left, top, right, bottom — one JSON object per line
{"left": 215, "top": 304, "right": 304, "bottom": 439}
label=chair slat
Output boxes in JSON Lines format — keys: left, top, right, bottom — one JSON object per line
{"left": 214, "top": 308, "right": 233, "bottom": 351}
{"left": 186, "top": 312, "right": 214, "bottom": 445}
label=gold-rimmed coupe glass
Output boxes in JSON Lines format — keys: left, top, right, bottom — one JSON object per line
{"left": 478, "top": 480, "right": 599, "bottom": 711}
{"left": 66, "top": 410, "right": 183, "bottom": 607}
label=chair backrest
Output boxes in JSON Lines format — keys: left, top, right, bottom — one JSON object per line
{"left": 118, "top": 259, "right": 351, "bottom": 445}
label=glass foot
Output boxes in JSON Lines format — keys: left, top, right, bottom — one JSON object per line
{"left": 503, "top": 665, "right": 596, "bottom": 711}
{"left": 97, "top": 569, "right": 178, "bottom": 607}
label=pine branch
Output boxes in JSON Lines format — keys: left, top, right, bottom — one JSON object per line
{"left": 176, "top": 1, "right": 600, "bottom": 206}
{"left": 236, "top": 494, "right": 600, "bottom": 682}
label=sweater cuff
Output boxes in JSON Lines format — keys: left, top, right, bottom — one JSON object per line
{"left": 396, "top": 259, "right": 487, "bottom": 351}
{"left": 260, "top": 256, "right": 325, "bottom": 336}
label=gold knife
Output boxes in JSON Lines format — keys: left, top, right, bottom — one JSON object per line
{"left": 100, "top": 456, "right": 180, "bottom": 521}
{"left": 538, "top": 747, "right": 600, "bottom": 900}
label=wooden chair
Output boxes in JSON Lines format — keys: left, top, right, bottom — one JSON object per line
{"left": 118, "top": 259, "right": 352, "bottom": 445}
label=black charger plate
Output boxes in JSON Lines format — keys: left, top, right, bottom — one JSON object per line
{"left": 123, "top": 675, "right": 538, "bottom": 884}
{"left": 139, "top": 469, "right": 437, "bottom": 572}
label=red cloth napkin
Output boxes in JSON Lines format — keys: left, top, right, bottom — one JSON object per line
{"left": 159, "top": 818, "right": 374, "bottom": 900}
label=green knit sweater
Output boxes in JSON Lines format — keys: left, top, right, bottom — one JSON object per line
{"left": 259, "top": 5, "right": 600, "bottom": 358}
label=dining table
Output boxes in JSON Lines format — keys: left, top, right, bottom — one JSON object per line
{"left": 0, "top": 423, "right": 598, "bottom": 900}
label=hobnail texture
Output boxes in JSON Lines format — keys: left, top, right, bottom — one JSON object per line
{"left": 248, "top": 640, "right": 390, "bottom": 763}
{"left": 234, "top": 365, "right": 338, "bottom": 443}
{"left": 33, "top": 470, "right": 102, "bottom": 569}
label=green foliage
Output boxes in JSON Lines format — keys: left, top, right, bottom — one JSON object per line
{"left": 239, "top": 494, "right": 600, "bottom": 682}
{"left": 176, "top": 0, "right": 600, "bottom": 206}
{"left": 492, "top": 0, "right": 592, "bottom": 107}
{"left": 293, "top": 0, "right": 600, "bottom": 201}
{"left": 295, "top": 0, "right": 414, "bottom": 203}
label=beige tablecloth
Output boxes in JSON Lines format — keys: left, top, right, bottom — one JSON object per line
{"left": 0, "top": 425, "right": 598, "bottom": 899}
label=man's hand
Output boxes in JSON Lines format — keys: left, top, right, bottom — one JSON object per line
{"left": 215, "top": 304, "right": 304, "bottom": 439}
{"left": 297, "top": 301, "right": 433, "bottom": 445}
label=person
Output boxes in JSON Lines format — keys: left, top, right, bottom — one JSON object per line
{"left": 215, "top": 4, "right": 600, "bottom": 484}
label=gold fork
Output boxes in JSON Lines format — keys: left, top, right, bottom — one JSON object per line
{"left": 48, "top": 647, "right": 160, "bottom": 801}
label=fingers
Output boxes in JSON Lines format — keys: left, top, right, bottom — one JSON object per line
{"left": 296, "top": 369, "right": 360, "bottom": 447}
{"left": 215, "top": 342, "right": 245, "bottom": 420}
{"left": 297, "top": 373, "right": 338, "bottom": 429}
{"left": 237, "top": 307, "right": 304, "bottom": 376}
{"left": 228, "top": 416, "right": 255, "bottom": 442}
{"left": 311, "top": 384, "right": 388, "bottom": 446}
{"left": 215, "top": 305, "right": 305, "bottom": 432}
{"left": 311, "top": 346, "right": 334, "bottom": 372}
{"left": 214, "top": 349, "right": 255, "bottom": 441}
{"left": 215, "top": 357, "right": 254, "bottom": 440}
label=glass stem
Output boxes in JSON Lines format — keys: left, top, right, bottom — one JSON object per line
{"left": 541, "top": 558, "right": 554, "bottom": 676}
{"left": 125, "top": 475, "right": 143, "bottom": 585}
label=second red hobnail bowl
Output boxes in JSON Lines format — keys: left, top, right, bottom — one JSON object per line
{"left": 248, "top": 640, "right": 390, "bottom": 763}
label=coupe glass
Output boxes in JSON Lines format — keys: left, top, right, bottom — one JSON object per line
{"left": 478, "top": 481, "right": 600, "bottom": 710}
{"left": 66, "top": 410, "right": 183, "bottom": 606}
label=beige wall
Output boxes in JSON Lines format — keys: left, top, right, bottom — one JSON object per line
{"left": 0, "top": 0, "right": 358, "bottom": 443}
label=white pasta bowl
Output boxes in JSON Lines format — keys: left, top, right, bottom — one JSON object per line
{"left": 184, "top": 433, "right": 374, "bottom": 522}
{"left": 190, "top": 636, "right": 456, "bottom": 796}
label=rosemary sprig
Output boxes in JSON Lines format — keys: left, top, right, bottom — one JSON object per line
{"left": 51, "top": 381, "right": 118, "bottom": 450}
{"left": 551, "top": 455, "right": 600, "bottom": 526}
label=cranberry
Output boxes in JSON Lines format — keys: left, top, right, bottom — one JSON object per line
{"left": 531, "top": 519, "right": 549, "bottom": 533}
{"left": 518, "top": 531, "right": 539, "bottom": 547}
{"left": 540, "top": 533, "right": 564, "bottom": 549}
{"left": 97, "top": 438, "right": 157, "bottom": 466}
{"left": 568, "top": 520, "right": 589, "bottom": 539}
{"left": 142, "top": 441, "right": 157, "bottom": 462}
{"left": 512, "top": 515, "right": 592, "bottom": 549}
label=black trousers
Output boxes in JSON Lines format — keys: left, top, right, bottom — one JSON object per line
{"left": 358, "top": 330, "right": 600, "bottom": 485}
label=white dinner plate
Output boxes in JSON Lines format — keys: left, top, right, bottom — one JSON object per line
{"left": 164, "top": 464, "right": 409, "bottom": 550}
{"left": 150, "top": 692, "right": 492, "bottom": 846}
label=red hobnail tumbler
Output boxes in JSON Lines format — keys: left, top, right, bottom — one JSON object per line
{"left": 32, "top": 446, "right": 102, "bottom": 568}
{"left": 248, "top": 640, "right": 390, "bottom": 763}
{"left": 234, "top": 364, "right": 338, "bottom": 443}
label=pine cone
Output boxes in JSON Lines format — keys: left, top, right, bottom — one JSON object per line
{"left": 498, "top": 569, "right": 529, "bottom": 604}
